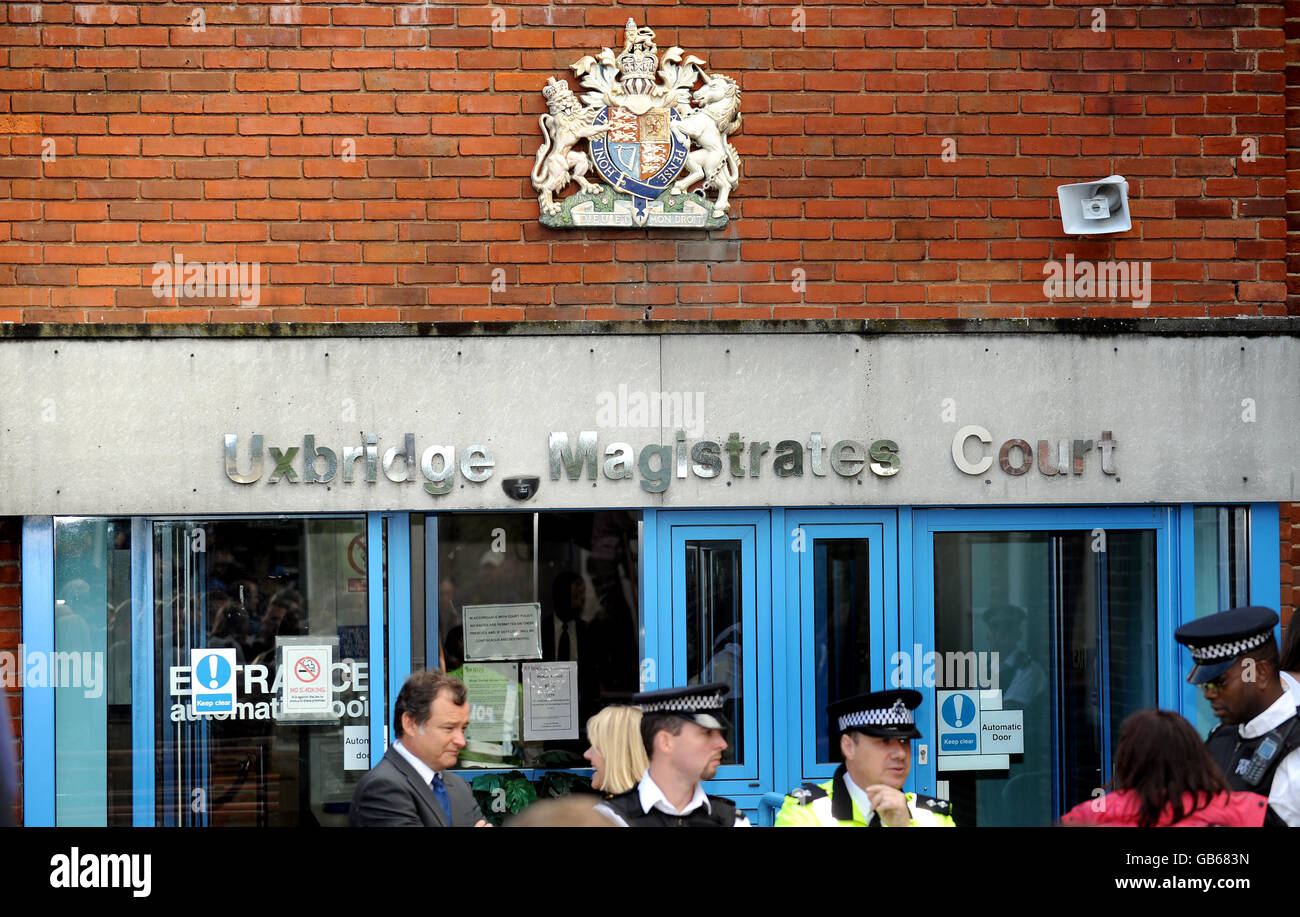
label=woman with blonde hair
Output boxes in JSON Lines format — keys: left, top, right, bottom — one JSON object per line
{"left": 584, "top": 704, "right": 648, "bottom": 796}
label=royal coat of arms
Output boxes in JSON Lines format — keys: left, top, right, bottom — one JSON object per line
{"left": 531, "top": 19, "right": 742, "bottom": 229}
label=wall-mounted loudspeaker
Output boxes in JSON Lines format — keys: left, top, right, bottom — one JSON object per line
{"left": 1056, "top": 175, "right": 1131, "bottom": 235}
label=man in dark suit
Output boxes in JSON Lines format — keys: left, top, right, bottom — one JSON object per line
{"left": 349, "top": 669, "right": 487, "bottom": 827}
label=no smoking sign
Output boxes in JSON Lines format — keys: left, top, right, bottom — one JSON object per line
{"left": 282, "top": 644, "right": 333, "bottom": 716}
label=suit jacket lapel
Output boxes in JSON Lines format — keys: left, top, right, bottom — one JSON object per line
{"left": 386, "top": 746, "right": 448, "bottom": 826}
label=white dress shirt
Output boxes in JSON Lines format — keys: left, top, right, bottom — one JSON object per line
{"left": 1235, "top": 690, "right": 1300, "bottom": 826}
{"left": 392, "top": 738, "right": 437, "bottom": 787}
{"left": 842, "top": 769, "right": 877, "bottom": 820}
{"left": 595, "top": 771, "right": 752, "bottom": 827}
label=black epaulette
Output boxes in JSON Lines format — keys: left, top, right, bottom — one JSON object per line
{"left": 786, "top": 783, "right": 828, "bottom": 805}
{"left": 913, "top": 794, "right": 952, "bottom": 816}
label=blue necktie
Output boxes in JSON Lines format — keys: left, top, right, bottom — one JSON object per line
{"left": 430, "top": 773, "right": 452, "bottom": 825}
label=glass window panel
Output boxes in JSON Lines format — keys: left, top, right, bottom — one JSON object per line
{"left": 410, "top": 514, "right": 427, "bottom": 672}
{"left": 437, "top": 511, "right": 641, "bottom": 772}
{"left": 684, "top": 539, "right": 742, "bottom": 766}
{"left": 934, "top": 528, "right": 1157, "bottom": 826}
{"left": 1191, "top": 507, "right": 1249, "bottom": 735}
{"left": 813, "top": 538, "right": 871, "bottom": 763}
{"left": 153, "top": 517, "right": 369, "bottom": 827}
{"left": 53, "top": 518, "right": 132, "bottom": 826}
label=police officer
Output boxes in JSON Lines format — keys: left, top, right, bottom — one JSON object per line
{"left": 594, "top": 682, "right": 750, "bottom": 827}
{"left": 775, "top": 689, "right": 954, "bottom": 827}
{"left": 1175, "top": 606, "right": 1300, "bottom": 826}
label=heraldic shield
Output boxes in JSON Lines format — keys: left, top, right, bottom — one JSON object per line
{"left": 531, "top": 19, "right": 742, "bottom": 229}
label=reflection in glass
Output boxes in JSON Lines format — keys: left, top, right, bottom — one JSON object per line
{"left": 154, "top": 518, "right": 369, "bottom": 826}
{"left": 1192, "top": 507, "right": 1250, "bottom": 736}
{"left": 436, "top": 512, "right": 641, "bottom": 771}
{"left": 684, "top": 540, "right": 742, "bottom": 765}
{"left": 813, "top": 539, "right": 871, "bottom": 763}
{"left": 934, "top": 529, "right": 1156, "bottom": 826}
{"left": 53, "top": 518, "right": 132, "bottom": 826}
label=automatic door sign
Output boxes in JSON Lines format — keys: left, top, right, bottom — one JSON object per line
{"left": 937, "top": 690, "right": 980, "bottom": 753}
{"left": 191, "top": 648, "right": 237, "bottom": 715}
{"left": 979, "top": 709, "right": 1024, "bottom": 754}
{"left": 283, "top": 645, "right": 334, "bottom": 716}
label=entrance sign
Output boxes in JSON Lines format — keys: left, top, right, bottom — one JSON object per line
{"left": 532, "top": 19, "right": 742, "bottom": 228}
{"left": 190, "top": 649, "right": 237, "bottom": 715}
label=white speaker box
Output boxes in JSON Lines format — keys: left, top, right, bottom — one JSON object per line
{"left": 1056, "top": 175, "right": 1131, "bottom": 235}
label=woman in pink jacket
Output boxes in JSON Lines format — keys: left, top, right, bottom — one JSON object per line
{"left": 1061, "top": 709, "right": 1269, "bottom": 827}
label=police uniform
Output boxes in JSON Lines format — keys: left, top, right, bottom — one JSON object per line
{"left": 595, "top": 683, "right": 750, "bottom": 827}
{"left": 1175, "top": 606, "right": 1300, "bottom": 827}
{"left": 775, "top": 689, "right": 955, "bottom": 827}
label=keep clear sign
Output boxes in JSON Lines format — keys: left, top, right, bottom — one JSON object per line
{"left": 523, "top": 662, "right": 578, "bottom": 741}
{"left": 277, "top": 637, "right": 339, "bottom": 724}
{"left": 191, "top": 648, "right": 238, "bottom": 715}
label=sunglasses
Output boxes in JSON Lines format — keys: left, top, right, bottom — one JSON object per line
{"left": 1200, "top": 667, "right": 1238, "bottom": 692}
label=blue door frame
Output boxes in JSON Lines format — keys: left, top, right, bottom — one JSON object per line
{"left": 18, "top": 503, "right": 1282, "bottom": 825}
{"left": 649, "top": 503, "right": 1281, "bottom": 825}
{"left": 781, "top": 508, "right": 898, "bottom": 791}
{"left": 651, "top": 509, "right": 773, "bottom": 810}
{"left": 21, "top": 511, "right": 409, "bottom": 826}
{"left": 907, "top": 505, "right": 1177, "bottom": 807}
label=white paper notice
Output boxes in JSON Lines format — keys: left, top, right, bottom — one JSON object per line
{"left": 344, "top": 725, "right": 370, "bottom": 771}
{"left": 283, "top": 644, "right": 334, "bottom": 715}
{"left": 462, "top": 603, "right": 542, "bottom": 661}
{"left": 523, "top": 662, "right": 579, "bottom": 741}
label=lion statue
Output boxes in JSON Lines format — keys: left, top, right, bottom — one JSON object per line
{"left": 531, "top": 78, "right": 610, "bottom": 215}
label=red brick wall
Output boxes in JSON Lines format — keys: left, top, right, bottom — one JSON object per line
{"left": 0, "top": 517, "right": 21, "bottom": 826}
{"left": 1286, "top": 0, "right": 1300, "bottom": 314}
{"left": 0, "top": 0, "right": 1287, "bottom": 321}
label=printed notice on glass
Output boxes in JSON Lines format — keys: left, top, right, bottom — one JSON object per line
{"left": 464, "top": 662, "right": 518, "bottom": 750}
{"left": 523, "top": 662, "right": 579, "bottom": 740}
{"left": 282, "top": 644, "right": 333, "bottom": 715}
{"left": 463, "top": 603, "right": 542, "bottom": 661}
{"left": 276, "top": 636, "right": 340, "bottom": 724}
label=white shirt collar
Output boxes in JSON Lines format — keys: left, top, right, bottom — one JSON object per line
{"left": 638, "top": 770, "right": 711, "bottom": 816}
{"left": 1281, "top": 670, "right": 1300, "bottom": 704}
{"left": 1240, "top": 690, "right": 1300, "bottom": 739}
{"left": 393, "top": 738, "right": 437, "bottom": 787}
{"left": 842, "top": 770, "right": 875, "bottom": 819}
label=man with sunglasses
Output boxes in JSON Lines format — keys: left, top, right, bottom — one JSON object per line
{"left": 1175, "top": 606, "right": 1300, "bottom": 826}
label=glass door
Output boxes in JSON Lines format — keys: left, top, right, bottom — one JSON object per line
{"left": 782, "top": 509, "right": 897, "bottom": 788}
{"left": 654, "top": 511, "right": 771, "bottom": 801}
{"left": 912, "top": 508, "right": 1173, "bottom": 826}
{"left": 153, "top": 517, "right": 372, "bottom": 826}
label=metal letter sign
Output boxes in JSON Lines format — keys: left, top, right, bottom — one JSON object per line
{"left": 532, "top": 19, "right": 742, "bottom": 229}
